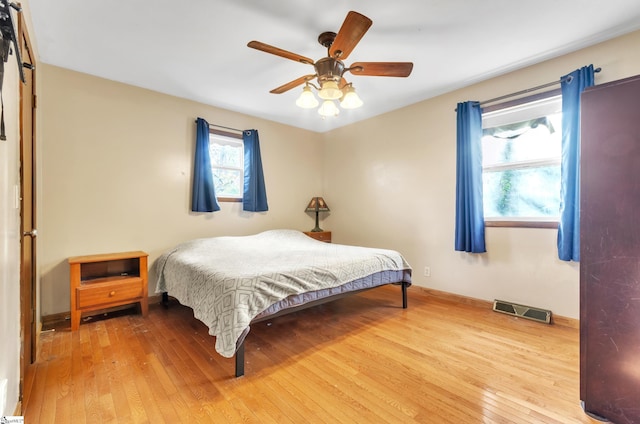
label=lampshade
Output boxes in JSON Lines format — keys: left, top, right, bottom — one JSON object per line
{"left": 318, "top": 80, "right": 342, "bottom": 100}
{"left": 294, "top": 80, "right": 362, "bottom": 117}
{"left": 318, "top": 100, "right": 340, "bottom": 117}
{"left": 305, "top": 196, "right": 330, "bottom": 212}
{"left": 295, "top": 85, "right": 319, "bottom": 108}
{"left": 305, "top": 196, "right": 330, "bottom": 232}
{"left": 340, "top": 85, "right": 363, "bottom": 109}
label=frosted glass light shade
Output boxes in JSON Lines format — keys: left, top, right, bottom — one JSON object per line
{"left": 295, "top": 86, "right": 319, "bottom": 108}
{"left": 318, "top": 80, "right": 342, "bottom": 100}
{"left": 340, "top": 86, "right": 363, "bottom": 109}
{"left": 318, "top": 100, "right": 340, "bottom": 117}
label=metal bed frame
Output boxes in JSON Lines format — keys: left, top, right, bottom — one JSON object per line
{"left": 162, "top": 280, "right": 409, "bottom": 377}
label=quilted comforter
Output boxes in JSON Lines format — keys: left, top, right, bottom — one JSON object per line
{"left": 155, "top": 229, "right": 412, "bottom": 357}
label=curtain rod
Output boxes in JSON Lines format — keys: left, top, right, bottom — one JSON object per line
{"left": 195, "top": 120, "right": 244, "bottom": 133}
{"left": 478, "top": 67, "right": 601, "bottom": 107}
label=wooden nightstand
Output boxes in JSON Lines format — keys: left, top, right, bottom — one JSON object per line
{"left": 69, "top": 251, "right": 148, "bottom": 331}
{"left": 304, "top": 231, "right": 332, "bottom": 243}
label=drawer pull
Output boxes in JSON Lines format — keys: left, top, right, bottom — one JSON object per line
{"left": 109, "top": 291, "right": 116, "bottom": 297}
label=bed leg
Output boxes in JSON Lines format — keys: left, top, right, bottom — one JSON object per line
{"left": 162, "top": 292, "right": 169, "bottom": 308}
{"left": 235, "top": 341, "right": 245, "bottom": 378}
{"left": 401, "top": 282, "right": 408, "bottom": 309}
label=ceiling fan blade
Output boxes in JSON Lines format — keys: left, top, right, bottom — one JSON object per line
{"left": 248, "top": 41, "right": 314, "bottom": 65}
{"left": 329, "top": 11, "right": 372, "bottom": 60}
{"left": 349, "top": 62, "right": 414, "bottom": 77}
{"left": 270, "top": 74, "right": 317, "bottom": 94}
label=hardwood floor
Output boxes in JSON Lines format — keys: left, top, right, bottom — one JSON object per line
{"left": 23, "top": 286, "right": 598, "bottom": 423}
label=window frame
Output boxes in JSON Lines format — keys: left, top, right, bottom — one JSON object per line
{"left": 481, "top": 89, "right": 561, "bottom": 229}
{"left": 209, "top": 128, "right": 244, "bottom": 203}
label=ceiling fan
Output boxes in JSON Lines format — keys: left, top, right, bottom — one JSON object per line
{"left": 247, "top": 11, "right": 413, "bottom": 116}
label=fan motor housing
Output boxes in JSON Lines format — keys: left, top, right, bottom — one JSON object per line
{"left": 315, "top": 57, "right": 344, "bottom": 83}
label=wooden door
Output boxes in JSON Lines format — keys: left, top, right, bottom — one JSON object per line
{"left": 580, "top": 74, "right": 640, "bottom": 423}
{"left": 18, "top": 10, "right": 36, "bottom": 401}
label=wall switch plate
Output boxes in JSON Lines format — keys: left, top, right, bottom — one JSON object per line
{"left": 14, "top": 184, "right": 20, "bottom": 209}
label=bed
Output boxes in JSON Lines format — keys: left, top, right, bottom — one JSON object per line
{"left": 155, "top": 229, "right": 412, "bottom": 376}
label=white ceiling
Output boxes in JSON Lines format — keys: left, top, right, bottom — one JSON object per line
{"left": 28, "top": 0, "right": 640, "bottom": 133}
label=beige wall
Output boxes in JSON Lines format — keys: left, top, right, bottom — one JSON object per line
{"left": 39, "top": 29, "right": 640, "bottom": 321}
{"left": 323, "top": 29, "right": 640, "bottom": 319}
{"left": 39, "top": 66, "right": 323, "bottom": 316}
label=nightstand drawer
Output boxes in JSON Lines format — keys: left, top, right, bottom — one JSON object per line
{"left": 304, "top": 231, "right": 332, "bottom": 242}
{"left": 77, "top": 277, "right": 143, "bottom": 309}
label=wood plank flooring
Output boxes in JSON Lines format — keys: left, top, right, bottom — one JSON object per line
{"left": 23, "top": 286, "right": 599, "bottom": 423}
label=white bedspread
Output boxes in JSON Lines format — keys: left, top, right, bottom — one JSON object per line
{"left": 155, "top": 229, "right": 411, "bottom": 357}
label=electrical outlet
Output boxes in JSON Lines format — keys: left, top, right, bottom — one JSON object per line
{"left": 424, "top": 266, "right": 431, "bottom": 277}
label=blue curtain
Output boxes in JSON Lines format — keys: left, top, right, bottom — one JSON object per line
{"left": 191, "top": 117, "right": 220, "bottom": 212}
{"left": 242, "top": 129, "right": 269, "bottom": 212}
{"left": 557, "top": 65, "right": 595, "bottom": 262}
{"left": 455, "top": 101, "right": 486, "bottom": 253}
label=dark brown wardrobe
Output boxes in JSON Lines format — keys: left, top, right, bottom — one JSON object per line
{"left": 580, "top": 74, "right": 640, "bottom": 423}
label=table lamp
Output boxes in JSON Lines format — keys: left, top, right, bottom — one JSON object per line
{"left": 305, "top": 197, "right": 330, "bottom": 232}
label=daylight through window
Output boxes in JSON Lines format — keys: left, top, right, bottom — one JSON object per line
{"left": 209, "top": 131, "right": 244, "bottom": 200}
{"left": 481, "top": 95, "right": 562, "bottom": 224}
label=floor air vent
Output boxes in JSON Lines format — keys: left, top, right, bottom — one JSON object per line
{"left": 493, "top": 300, "right": 551, "bottom": 324}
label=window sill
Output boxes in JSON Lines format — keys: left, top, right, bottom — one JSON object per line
{"left": 485, "top": 220, "right": 558, "bottom": 229}
{"left": 218, "top": 197, "right": 242, "bottom": 203}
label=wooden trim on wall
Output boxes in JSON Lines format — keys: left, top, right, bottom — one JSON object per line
{"left": 42, "top": 294, "right": 164, "bottom": 329}
{"left": 414, "top": 287, "right": 578, "bottom": 329}
{"left": 209, "top": 128, "right": 242, "bottom": 139}
{"left": 218, "top": 197, "right": 242, "bottom": 203}
{"left": 42, "top": 289, "right": 579, "bottom": 330}
{"left": 485, "top": 220, "right": 558, "bottom": 229}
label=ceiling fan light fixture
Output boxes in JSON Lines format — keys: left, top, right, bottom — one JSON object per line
{"left": 318, "top": 80, "right": 342, "bottom": 100}
{"left": 296, "top": 85, "right": 319, "bottom": 108}
{"left": 248, "top": 11, "right": 413, "bottom": 120}
{"left": 340, "top": 85, "right": 363, "bottom": 109}
{"left": 318, "top": 100, "right": 340, "bottom": 117}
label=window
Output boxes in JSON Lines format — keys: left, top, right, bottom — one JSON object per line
{"left": 209, "top": 130, "right": 244, "bottom": 201}
{"left": 481, "top": 94, "right": 562, "bottom": 227}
